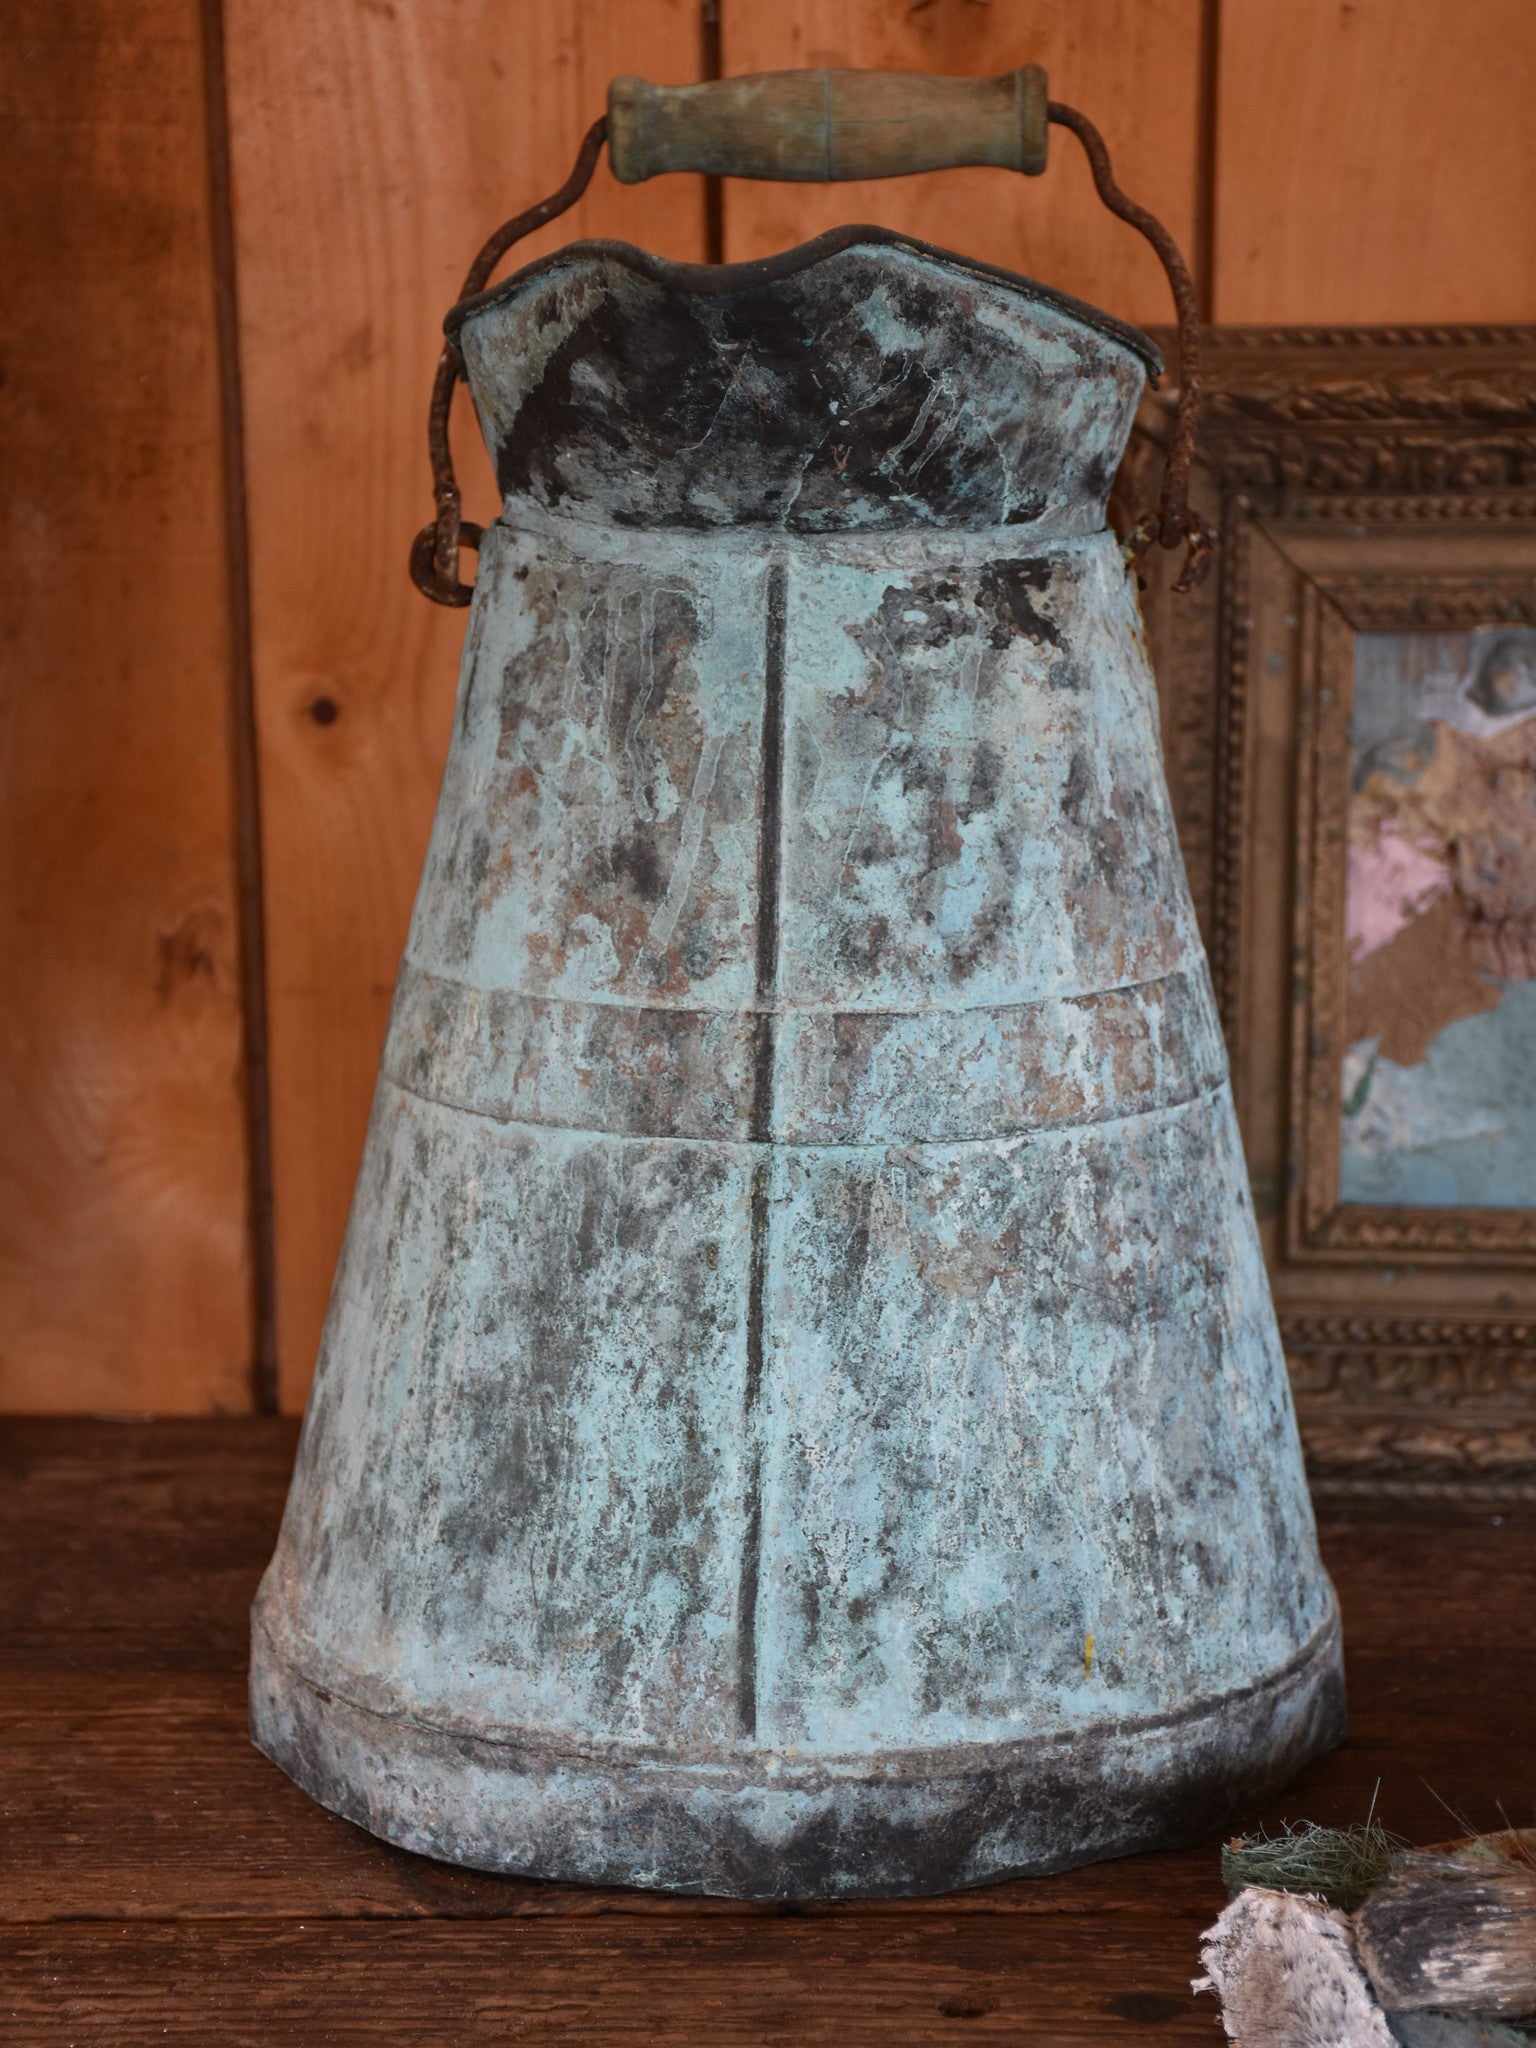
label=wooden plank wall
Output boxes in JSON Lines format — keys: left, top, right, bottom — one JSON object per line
{"left": 1214, "top": 0, "right": 1536, "bottom": 323}
{"left": 222, "top": 0, "right": 707, "bottom": 1413}
{"left": 720, "top": 1, "right": 1207, "bottom": 326}
{"left": 0, "top": 0, "right": 253, "bottom": 1413}
{"left": 3, "top": 0, "right": 1533, "bottom": 1413}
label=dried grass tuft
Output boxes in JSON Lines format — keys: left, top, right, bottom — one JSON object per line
{"left": 1221, "top": 1820, "right": 1398, "bottom": 1912}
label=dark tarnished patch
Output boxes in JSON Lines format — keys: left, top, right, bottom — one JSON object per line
{"left": 459, "top": 239, "right": 1146, "bottom": 537}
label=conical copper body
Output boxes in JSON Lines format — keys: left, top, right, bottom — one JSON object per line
{"left": 252, "top": 230, "right": 1344, "bottom": 1898}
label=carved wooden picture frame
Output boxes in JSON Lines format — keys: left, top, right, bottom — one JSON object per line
{"left": 1131, "top": 329, "right": 1536, "bottom": 1501}
{"left": 1289, "top": 544, "right": 1536, "bottom": 1266}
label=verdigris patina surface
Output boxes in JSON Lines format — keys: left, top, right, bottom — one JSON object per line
{"left": 251, "top": 228, "right": 1344, "bottom": 1898}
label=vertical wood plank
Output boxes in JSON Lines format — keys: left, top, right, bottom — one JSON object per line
{"left": 1215, "top": 0, "right": 1536, "bottom": 323}
{"left": 0, "top": 0, "right": 253, "bottom": 1412}
{"left": 719, "top": 0, "right": 1207, "bottom": 330}
{"left": 225, "top": 1, "right": 709, "bottom": 1409}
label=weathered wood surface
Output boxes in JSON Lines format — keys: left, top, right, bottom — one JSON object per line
{"left": 0, "top": 1420, "right": 297, "bottom": 1674}
{"left": 7, "top": 1642, "right": 1532, "bottom": 1932}
{"left": 1355, "top": 1852, "right": 1536, "bottom": 2019}
{"left": 718, "top": 2, "right": 1205, "bottom": 329}
{"left": 14, "top": 2, "right": 1534, "bottom": 1421}
{"left": 1214, "top": 0, "right": 1536, "bottom": 322}
{"left": 1, "top": 1421, "right": 1531, "bottom": 2043}
{"left": 0, "top": 0, "right": 253, "bottom": 1413}
{"left": 2, "top": 1918, "right": 1211, "bottom": 2047}
{"left": 220, "top": 0, "right": 709, "bottom": 1414}
{"left": 1196, "top": 1888, "right": 1397, "bottom": 2048}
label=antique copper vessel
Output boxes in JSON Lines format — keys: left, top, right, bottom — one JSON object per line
{"left": 252, "top": 68, "right": 1344, "bottom": 1898}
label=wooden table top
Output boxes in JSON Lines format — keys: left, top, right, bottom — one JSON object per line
{"left": 2, "top": 1419, "right": 1531, "bottom": 2045}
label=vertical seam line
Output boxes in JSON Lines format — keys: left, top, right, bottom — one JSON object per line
{"left": 737, "top": 558, "right": 788, "bottom": 1740}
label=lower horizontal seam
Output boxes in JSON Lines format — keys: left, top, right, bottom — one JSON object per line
{"left": 255, "top": 1594, "right": 1340, "bottom": 1771}
{"left": 393, "top": 958, "right": 1200, "bottom": 1021}
{"left": 377, "top": 1069, "right": 1228, "bottom": 1152}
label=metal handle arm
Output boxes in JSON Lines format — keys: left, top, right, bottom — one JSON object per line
{"left": 412, "top": 84, "right": 1212, "bottom": 607}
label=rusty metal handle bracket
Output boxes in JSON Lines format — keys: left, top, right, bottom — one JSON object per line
{"left": 1046, "top": 100, "right": 1213, "bottom": 594}
{"left": 414, "top": 93, "right": 1211, "bottom": 605}
{"left": 411, "top": 116, "right": 609, "bottom": 607}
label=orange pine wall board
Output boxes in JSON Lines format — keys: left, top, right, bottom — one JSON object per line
{"left": 1214, "top": 0, "right": 1536, "bottom": 323}
{"left": 222, "top": 0, "right": 709, "bottom": 1410}
{"left": 720, "top": 0, "right": 1208, "bottom": 332}
{"left": 0, "top": 0, "right": 254, "bottom": 1412}
{"left": 13, "top": 0, "right": 1532, "bottom": 1417}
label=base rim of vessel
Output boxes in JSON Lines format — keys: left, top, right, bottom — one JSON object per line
{"left": 249, "top": 1604, "right": 1345, "bottom": 1901}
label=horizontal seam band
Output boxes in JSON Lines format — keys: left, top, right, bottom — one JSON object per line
{"left": 254, "top": 1594, "right": 1339, "bottom": 1775}
{"left": 377, "top": 1069, "right": 1228, "bottom": 1152}
{"left": 488, "top": 509, "right": 1113, "bottom": 556}
{"left": 393, "top": 958, "right": 1201, "bottom": 1022}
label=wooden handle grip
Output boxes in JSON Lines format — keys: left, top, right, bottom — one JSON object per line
{"left": 608, "top": 67, "right": 1049, "bottom": 184}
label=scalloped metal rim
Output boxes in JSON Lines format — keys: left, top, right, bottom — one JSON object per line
{"left": 444, "top": 222, "right": 1164, "bottom": 379}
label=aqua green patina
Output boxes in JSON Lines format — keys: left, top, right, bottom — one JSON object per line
{"left": 251, "top": 230, "right": 1344, "bottom": 1898}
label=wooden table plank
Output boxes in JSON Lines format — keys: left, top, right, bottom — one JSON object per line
{"left": 1305, "top": 1502, "right": 1536, "bottom": 1652}
{"left": 0, "top": 1419, "right": 297, "bottom": 1673}
{"left": 1, "top": 1916, "right": 1214, "bottom": 2047}
{"left": 0, "top": 1667, "right": 1225, "bottom": 1925}
{"left": 5, "top": 1641, "right": 1530, "bottom": 1927}
{"left": 2, "top": 1421, "right": 1531, "bottom": 2044}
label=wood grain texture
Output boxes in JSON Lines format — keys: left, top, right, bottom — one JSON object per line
{"left": 1214, "top": 0, "right": 1536, "bottom": 322}
{"left": 222, "top": 0, "right": 709, "bottom": 1411}
{"left": 0, "top": 1, "right": 253, "bottom": 1413}
{"left": 0, "top": 1917, "right": 1217, "bottom": 2047}
{"left": 718, "top": 0, "right": 1206, "bottom": 330}
{"left": 2, "top": 1425, "right": 1531, "bottom": 1945}
{"left": 1, "top": 1424, "right": 1531, "bottom": 2040}
{"left": 0, "top": 1671, "right": 1226, "bottom": 1926}
{"left": 0, "top": 1418, "right": 297, "bottom": 1673}
{"left": 5, "top": 1642, "right": 1531, "bottom": 1930}
{"left": 1354, "top": 1852, "right": 1536, "bottom": 2019}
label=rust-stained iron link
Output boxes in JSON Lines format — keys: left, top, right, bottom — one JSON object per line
{"left": 412, "top": 117, "right": 610, "bottom": 606}
{"left": 1047, "top": 100, "right": 1213, "bottom": 594}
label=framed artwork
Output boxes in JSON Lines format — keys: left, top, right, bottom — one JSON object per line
{"left": 1129, "top": 327, "right": 1536, "bottom": 1501}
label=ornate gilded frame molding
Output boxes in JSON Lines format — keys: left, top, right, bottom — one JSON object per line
{"left": 1131, "top": 327, "right": 1536, "bottom": 1501}
{"left": 1290, "top": 557, "right": 1536, "bottom": 1264}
